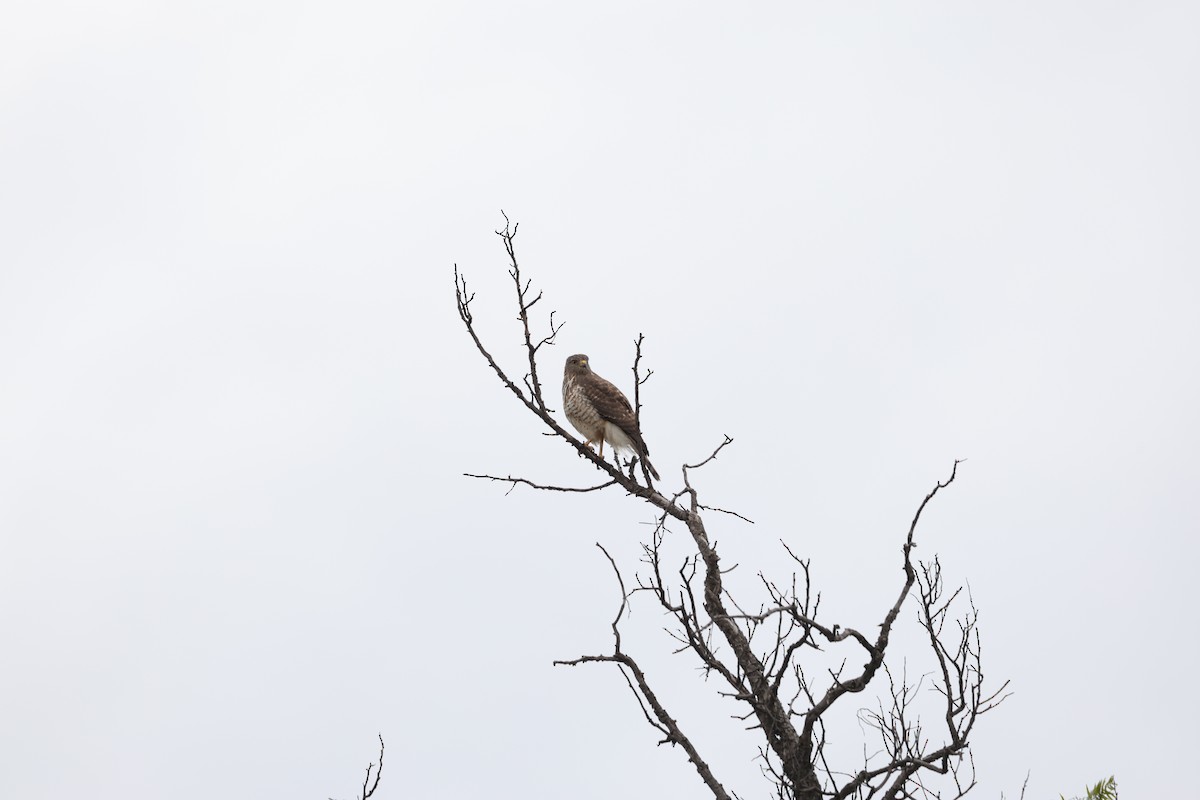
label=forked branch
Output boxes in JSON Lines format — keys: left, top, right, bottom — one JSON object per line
{"left": 554, "top": 545, "right": 733, "bottom": 800}
{"left": 329, "top": 735, "right": 384, "bottom": 800}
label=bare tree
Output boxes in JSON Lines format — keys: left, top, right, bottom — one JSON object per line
{"left": 455, "top": 217, "right": 1009, "bottom": 800}
{"left": 330, "top": 735, "right": 384, "bottom": 800}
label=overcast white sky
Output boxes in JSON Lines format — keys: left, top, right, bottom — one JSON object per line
{"left": 2, "top": 2, "right": 1198, "bottom": 798}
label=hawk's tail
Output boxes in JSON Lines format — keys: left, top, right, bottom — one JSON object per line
{"left": 638, "top": 444, "right": 661, "bottom": 482}
{"left": 644, "top": 457, "right": 661, "bottom": 482}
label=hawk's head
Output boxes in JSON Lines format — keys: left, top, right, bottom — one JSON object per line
{"left": 564, "top": 353, "right": 591, "bottom": 376}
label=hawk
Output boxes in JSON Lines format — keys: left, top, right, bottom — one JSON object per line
{"left": 563, "top": 353, "right": 661, "bottom": 481}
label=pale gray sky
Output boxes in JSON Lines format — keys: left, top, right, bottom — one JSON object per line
{"left": 2, "top": 2, "right": 1198, "bottom": 798}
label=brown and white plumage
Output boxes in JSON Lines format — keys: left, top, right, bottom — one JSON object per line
{"left": 562, "top": 353, "right": 660, "bottom": 481}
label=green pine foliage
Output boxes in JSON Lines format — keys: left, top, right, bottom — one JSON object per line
{"left": 1060, "top": 776, "right": 1117, "bottom": 800}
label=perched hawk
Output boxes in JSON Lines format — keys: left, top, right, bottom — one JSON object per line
{"left": 562, "top": 353, "right": 660, "bottom": 481}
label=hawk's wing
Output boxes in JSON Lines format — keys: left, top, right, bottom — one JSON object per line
{"left": 585, "top": 375, "right": 637, "bottom": 429}
{"left": 583, "top": 371, "right": 660, "bottom": 481}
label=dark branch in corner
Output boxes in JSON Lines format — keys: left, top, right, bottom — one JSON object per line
{"left": 361, "top": 734, "right": 384, "bottom": 800}
{"left": 330, "top": 735, "right": 384, "bottom": 800}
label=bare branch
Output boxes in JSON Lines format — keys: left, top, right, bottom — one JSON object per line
{"left": 553, "top": 544, "right": 735, "bottom": 800}
{"left": 632, "top": 333, "right": 652, "bottom": 419}
{"left": 684, "top": 435, "right": 735, "bottom": 473}
{"left": 491, "top": 211, "right": 566, "bottom": 415}
{"left": 454, "top": 264, "right": 534, "bottom": 409}
{"left": 329, "top": 735, "right": 384, "bottom": 800}
{"left": 463, "top": 473, "right": 617, "bottom": 495}
{"left": 698, "top": 503, "right": 755, "bottom": 524}
{"left": 807, "top": 461, "right": 963, "bottom": 760}
{"left": 361, "top": 735, "right": 384, "bottom": 800}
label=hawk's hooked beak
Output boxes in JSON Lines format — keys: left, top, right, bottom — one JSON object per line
{"left": 580, "top": 360, "right": 588, "bottom": 368}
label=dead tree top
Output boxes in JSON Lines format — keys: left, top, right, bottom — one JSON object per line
{"left": 454, "top": 217, "right": 1008, "bottom": 800}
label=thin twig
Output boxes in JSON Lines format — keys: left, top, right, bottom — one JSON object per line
{"left": 464, "top": 473, "right": 617, "bottom": 495}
